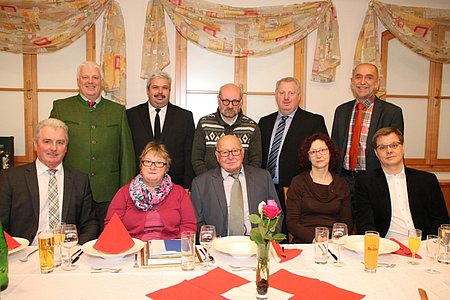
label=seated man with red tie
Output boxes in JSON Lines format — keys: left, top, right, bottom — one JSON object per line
{"left": 0, "top": 118, "right": 98, "bottom": 245}
{"left": 190, "top": 135, "right": 282, "bottom": 237}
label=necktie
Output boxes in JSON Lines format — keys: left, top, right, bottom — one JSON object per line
{"left": 267, "top": 116, "right": 288, "bottom": 178}
{"left": 48, "top": 169, "right": 59, "bottom": 229}
{"left": 229, "top": 173, "right": 244, "bottom": 236}
{"left": 88, "top": 101, "right": 95, "bottom": 108}
{"left": 154, "top": 108, "right": 161, "bottom": 140}
{"left": 349, "top": 103, "right": 365, "bottom": 170}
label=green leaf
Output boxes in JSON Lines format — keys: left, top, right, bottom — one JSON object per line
{"left": 249, "top": 214, "right": 262, "bottom": 224}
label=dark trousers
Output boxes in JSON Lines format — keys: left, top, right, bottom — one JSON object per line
{"left": 274, "top": 184, "right": 289, "bottom": 243}
{"left": 93, "top": 201, "right": 111, "bottom": 233}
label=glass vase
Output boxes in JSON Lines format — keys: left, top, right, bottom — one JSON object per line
{"left": 256, "top": 242, "right": 270, "bottom": 299}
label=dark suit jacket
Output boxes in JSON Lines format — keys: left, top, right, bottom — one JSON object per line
{"left": 0, "top": 162, "right": 99, "bottom": 244}
{"left": 259, "top": 108, "right": 328, "bottom": 188}
{"left": 331, "top": 97, "right": 404, "bottom": 173}
{"left": 127, "top": 102, "right": 195, "bottom": 188}
{"left": 190, "top": 165, "right": 282, "bottom": 237}
{"left": 354, "top": 167, "right": 449, "bottom": 238}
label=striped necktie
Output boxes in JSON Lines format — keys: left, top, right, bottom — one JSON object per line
{"left": 229, "top": 173, "right": 244, "bottom": 236}
{"left": 48, "top": 169, "right": 59, "bottom": 229}
{"left": 267, "top": 116, "right": 288, "bottom": 178}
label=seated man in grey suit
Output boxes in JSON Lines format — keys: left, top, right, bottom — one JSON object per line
{"left": 354, "top": 127, "right": 449, "bottom": 239}
{"left": 191, "top": 135, "right": 282, "bottom": 237}
{"left": 0, "top": 118, "right": 99, "bottom": 245}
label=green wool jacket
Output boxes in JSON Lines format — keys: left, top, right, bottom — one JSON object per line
{"left": 50, "top": 95, "right": 136, "bottom": 203}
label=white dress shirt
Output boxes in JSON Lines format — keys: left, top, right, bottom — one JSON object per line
{"left": 148, "top": 103, "right": 167, "bottom": 135}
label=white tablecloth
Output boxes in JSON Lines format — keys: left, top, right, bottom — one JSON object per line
{"left": 2, "top": 242, "right": 449, "bottom": 300}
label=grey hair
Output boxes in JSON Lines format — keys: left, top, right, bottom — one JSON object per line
{"left": 275, "top": 77, "right": 301, "bottom": 92}
{"left": 146, "top": 71, "right": 172, "bottom": 88}
{"left": 77, "top": 61, "right": 104, "bottom": 80}
{"left": 34, "top": 118, "right": 69, "bottom": 143}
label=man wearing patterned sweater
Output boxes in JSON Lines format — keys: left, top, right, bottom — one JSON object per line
{"left": 192, "top": 83, "right": 262, "bottom": 176}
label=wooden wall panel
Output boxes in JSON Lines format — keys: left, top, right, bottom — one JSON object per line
{"left": 440, "top": 181, "right": 450, "bottom": 217}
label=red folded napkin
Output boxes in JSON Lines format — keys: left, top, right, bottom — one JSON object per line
{"left": 271, "top": 241, "right": 302, "bottom": 263}
{"left": 4, "top": 231, "right": 21, "bottom": 250}
{"left": 146, "top": 267, "right": 249, "bottom": 300}
{"left": 93, "top": 213, "right": 134, "bottom": 254}
{"left": 270, "top": 269, "right": 365, "bottom": 300}
{"left": 146, "top": 280, "right": 226, "bottom": 300}
{"left": 390, "top": 238, "right": 422, "bottom": 259}
{"left": 189, "top": 267, "right": 249, "bottom": 294}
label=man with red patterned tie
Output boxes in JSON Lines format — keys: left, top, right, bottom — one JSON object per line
{"left": 331, "top": 63, "right": 404, "bottom": 195}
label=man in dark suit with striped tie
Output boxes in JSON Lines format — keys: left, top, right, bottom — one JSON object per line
{"left": 258, "top": 77, "right": 328, "bottom": 234}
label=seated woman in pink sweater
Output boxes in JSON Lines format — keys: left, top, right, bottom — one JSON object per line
{"left": 105, "top": 142, "right": 196, "bottom": 241}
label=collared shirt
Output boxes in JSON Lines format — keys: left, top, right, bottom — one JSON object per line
{"left": 383, "top": 166, "right": 415, "bottom": 240}
{"left": 34, "top": 159, "right": 64, "bottom": 245}
{"left": 344, "top": 99, "right": 374, "bottom": 171}
{"left": 148, "top": 103, "right": 167, "bottom": 136}
{"left": 220, "top": 167, "right": 251, "bottom": 236}
{"left": 268, "top": 108, "right": 297, "bottom": 184}
{"left": 79, "top": 93, "right": 101, "bottom": 108}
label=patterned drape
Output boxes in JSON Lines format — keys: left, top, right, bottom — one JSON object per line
{"left": 0, "top": 0, "right": 127, "bottom": 104}
{"left": 101, "top": 0, "right": 127, "bottom": 105}
{"left": 141, "top": 0, "right": 341, "bottom": 83}
{"left": 0, "top": 0, "right": 110, "bottom": 54}
{"left": 354, "top": 0, "right": 450, "bottom": 95}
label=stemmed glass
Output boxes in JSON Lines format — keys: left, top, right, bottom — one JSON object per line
{"left": 62, "top": 224, "right": 78, "bottom": 271}
{"left": 408, "top": 229, "right": 422, "bottom": 265}
{"left": 331, "top": 223, "right": 348, "bottom": 267}
{"left": 199, "top": 225, "right": 216, "bottom": 270}
{"left": 425, "top": 234, "right": 439, "bottom": 274}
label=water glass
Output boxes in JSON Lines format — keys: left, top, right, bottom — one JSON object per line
{"left": 314, "top": 227, "right": 329, "bottom": 264}
{"left": 38, "top": 230, "right": 55, "bottom": 274}
{"left": 199, "top": 225, "right": 216, "bottom": 270}
{"left": 181, "top": 231, "right": 196, "bottom": 271}
{"left": 62, "top": 224, "right": 78, "bottom": 271}
{"left": 425, "top": 234, "right": 439, "bottom": 274}
{"left": 53, "top": 222, "right": 65, "bottom": 267}
{"left": 437, "top": 224, "right": 450, "bottom": 264}
{"left": 364, "top": 231, "right": 379, "bottom": 273}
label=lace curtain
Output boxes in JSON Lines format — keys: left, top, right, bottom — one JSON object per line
{"left": 141, "top": 0, "right": 341, "bottom": 83}
{"left": 354, "top": 0, "right": 450, "bottom": 95}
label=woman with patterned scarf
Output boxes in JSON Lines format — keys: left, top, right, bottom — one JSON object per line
{"left": 105, "top": 142, "right": 197, "bottom": 240}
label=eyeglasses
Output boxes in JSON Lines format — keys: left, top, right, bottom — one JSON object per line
{"left": 376, "top": 141, "right": 402, "bottom": 152}
{"left": 308, "top": 148, "right": 329, "bottom": 156}
{"left": 216, "top": 149, "right": 242, "bottom": 157}
{"left": 141, "top": 160, "right": 167, "bottom": 168}
{"left": 219, "top": 96, "right": 241, "bottom": 106}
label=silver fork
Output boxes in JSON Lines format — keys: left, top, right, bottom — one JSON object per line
{"left": 90, "top": 267, "right": 122, "bottom": 273}
{"left": 19, "top": 249, "right": 39, "bottom": 262}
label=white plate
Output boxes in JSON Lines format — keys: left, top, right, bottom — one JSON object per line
{"left": 8, "top": 237, "right": 29, "bottom": 255}
{"left": 81, "top": 238, "right": 145, "bottom": 258}
{"left": 213, "top": 236, "right": 257, "bottom": 257}
{"left": 343, "top": 235, "right": 400, "bottom": 254}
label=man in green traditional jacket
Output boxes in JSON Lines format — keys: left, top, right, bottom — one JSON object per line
{"left": 50, "top": 61, "right": 135, "bottom": 232}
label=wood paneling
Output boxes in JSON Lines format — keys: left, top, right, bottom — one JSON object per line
{"left": 440, "top": 180, "right": 450, "bottom": 217}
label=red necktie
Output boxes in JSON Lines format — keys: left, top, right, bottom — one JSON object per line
{"left": 88, "top": 101, "right": 95, "bottom": 108}
{"left": 350, "top": 103, "right": 365, "bottom": 170}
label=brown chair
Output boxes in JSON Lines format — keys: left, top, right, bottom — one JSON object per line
{"left": 283, "top": 186, "right": 294, "bottom": 243}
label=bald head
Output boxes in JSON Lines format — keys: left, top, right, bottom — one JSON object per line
{"left": 215, "top": 135, "right": 244, "bottom": 173}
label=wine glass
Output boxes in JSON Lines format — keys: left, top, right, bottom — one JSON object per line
{"left": 62, "top": 224, "right": 78, "bottom": 271}
{"left": 199, "top": 225, "right": 216, "bottom": 270}
{"left": 425, "top": 234, "right": 439, "bottom": 274}
{"left": 408, "top": 228, "right": 422, "bottom": 265}
{"left": 331, "top": 223, "right": 348, "bottom": 266}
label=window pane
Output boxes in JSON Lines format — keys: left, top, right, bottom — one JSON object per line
{"left": 186, "top": 93, "right": 219, "bottom": 125}
{"left": 438, "top": 99, "right": 450, "bottom": 158}
{"left": 388, "top": 97, "right": 427, "bottom": 158}
{"left": 387, "top": 39, "right": 429, "bottom": 95}
{"left": 247, "top": 95, "right": 277, "bottom": 123}
{"left": 38, "top": 92, "right": 76, "bottom": 122}
{"left": 0, "top": 92, "right": 25, "bottom": 155}
{"left": 0, "top": 53, "right": 23, "bottom": 87}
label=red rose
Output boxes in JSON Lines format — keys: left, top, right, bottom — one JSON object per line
{"left": 262, "top": 200, "right": 282, "bottom": 219}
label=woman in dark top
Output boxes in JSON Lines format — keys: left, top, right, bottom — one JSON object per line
{"left": 286, "top": 133, "right": 352, "bottom": 243}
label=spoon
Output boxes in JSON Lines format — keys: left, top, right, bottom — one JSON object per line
{"left": 229, "top": 265, "right": 256, "bottom": 271}
{"left": 19, "top": 249, "right": 39, "bottom": 262}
